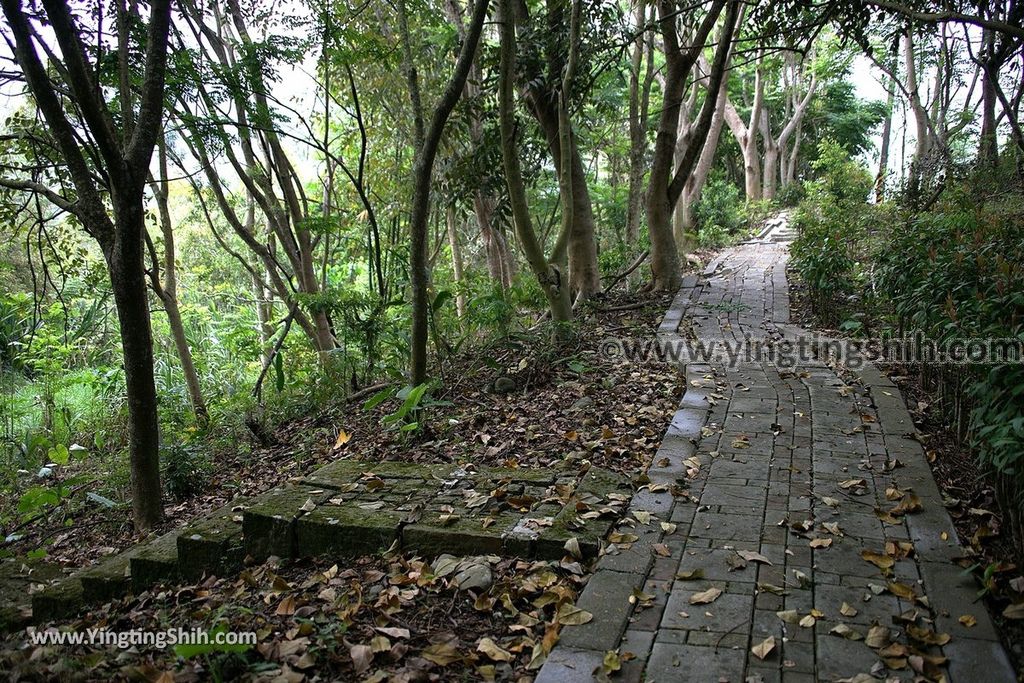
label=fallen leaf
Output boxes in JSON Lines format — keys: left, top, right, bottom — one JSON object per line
{"left": 556, "top": 603, "right": 594, "bottom": 625}
{"left": 422, "top": 642, "right": 461, "bottom": 666}
{"left": 737, "top": 550, "right": 773, "bottom": 565}
{"left": 861, "top": 550, "right": 895, "bottom": 572}
{"left": 830, "top": 624, "right": 863, "bottom": 640}
{"left": 776, "top": 610, "right": 801, "bottom": 624}
{"left": 1003, "top": 603, "right": 1024, "bottom": 620}
{"left": 840, "top": 602, "right": 858, "bottom": 617}
{"left": 675, "top": 569, "right": 704, "bottom": 581}
{"left": 333, "top": 430, "right": 351, "bottom": 448}
{"left": 477, "top": 637, "right": 513, "bottom": 662}
{"left": 751, "top": 635, "right": 776, "bottom": 660}
{"left": 865, "top": 625, "right": 891, "bottom": 649}
{"left": 350, "top": 644, "right": 374, "bottom": 673}
{"left": 809, "top": 538, "right": 832, "bottom": 549}
{"left": 958, "top": 615, "right": 977, "bottom": 628}
{"left": 689, "top": 587, "right": 722, "bottom": 605}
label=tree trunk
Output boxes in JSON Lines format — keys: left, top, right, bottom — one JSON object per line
{"left": 625, "top": 2, "right": 653, "bottom": 244}
{"left": 762, "top": 133, "right": 780, "bottom": 201}
{"left": 446, "top": 205, "right": 467, "bottom": 319}
{"left": 529, "top": 96, "right": 602, "bottom": 299}
{"left": 497, "top": 0, "right": 571, "bottom": 323}
{"left": 647, "top": 0, "right": 731, "bottom": 290}
{"left": 403, "top": 0, "right": 489, "bottom": 386}
{"left": 876, "top": 75, "right": 895, "bottom": 201}
{"left": 108, "top": 205, "right": 163, "bottom": 530}
{"left": 151, "top": 143, "right": 207, "bottom": 423}
{"left": 979, "top": 49, "right": 1000, "bottom": 166}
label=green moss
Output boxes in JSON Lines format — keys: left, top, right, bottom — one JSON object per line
{"left": 295, "top": 504, "right": 403, "bottom": 557}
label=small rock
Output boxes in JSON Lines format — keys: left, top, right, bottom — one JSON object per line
{"left": 492, "top": 377, "right": 515, "bottom": 394}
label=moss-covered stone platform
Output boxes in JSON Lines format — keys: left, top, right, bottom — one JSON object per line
{"left": 22, "top": 461, "right": 630, "bottom": 625}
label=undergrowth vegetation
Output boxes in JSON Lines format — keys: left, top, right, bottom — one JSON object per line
{"left": 790, "top": 146, "right": 1024, "bottom": 557}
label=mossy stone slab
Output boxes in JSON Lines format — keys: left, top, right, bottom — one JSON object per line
{"left": 295, "top": 504, "right": 403, "bottom": 558}
{"left": 129, "top": 528, "right": 181, "bottom": 592}
{"left": 403, "top": 511, "right": 521, "bottom": 557}
{"left": 243, "top": 486, "right": 330, "bottom": 561}
{"left": 177, "top": 498, "right": 250, "bottom": 581}
{"left": 79, "top": 551, "right": 134, "bottom": 602}
{"left": 31, "top": 578, "right": 84, "bottom": 623}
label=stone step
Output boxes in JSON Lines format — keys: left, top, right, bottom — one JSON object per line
{"left": 24, "top": 465, "right": 634, "bottom": 625}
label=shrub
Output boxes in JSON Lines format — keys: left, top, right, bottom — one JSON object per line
{"left": 694, "top": 176, "right": 743, "bottom": 235}
{"left": 789, "top": 140, "right": 875, "bottom": 325}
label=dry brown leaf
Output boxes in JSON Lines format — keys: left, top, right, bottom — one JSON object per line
{"left": 689, "top": 587, "right": 723, "bottom": 605}
{"left": 751, "top": 635, "right": 776, "bottom": 660}
{"left": 477, "top": 637, "right": 513, "bottom": 662}
{"left": 556, "top": 603, "right": 594, "bottom": 625}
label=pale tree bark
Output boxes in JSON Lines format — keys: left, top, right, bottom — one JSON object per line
{"left": 904, "top": 28, "right": 934, "bottom": 194}
{"left": 0, "top": 0, "right": 172, "bottom": 530}
{"left": 723, "top": 56, "right": 765, "bottom": 202}
{"left": 626, "top": 1, "right": 656, "bottom": 244}
{"left": 446, "top": 206, "right": 468, "bottom": 319}
{"left": 760, "top": 54, "right": 817, "bottom": 201}
{"left": 675, "top": 86, "right": 729, "bottom": 234}
{"left": 146, "top": 139, "right": 207, "bottom": 424}
{"left": 498, "top": 0, "right": 572, "bottom": 323}
{"left": 876, "top": 71, "right": 896, "bottom": 201}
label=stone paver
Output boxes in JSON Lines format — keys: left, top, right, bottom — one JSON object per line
{"left": 538, "top": 224, "right": 1015, "bottom": 682}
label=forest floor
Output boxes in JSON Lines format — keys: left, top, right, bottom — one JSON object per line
{"left": 2, "top": 283, "right": 686, "bottom": 572}
{"left": 0, "top": 263, "right": 707, "bottom": 681}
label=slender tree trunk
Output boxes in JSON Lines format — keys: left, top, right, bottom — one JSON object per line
{"left": 676, "top": 68, "right": 730, "bottom": 236}
{"left": 530, "top": 97, "right": 602, "bottom": 299}
{"left": 151, "top": 144, "right": 207, "bottom": 423}
{"left": 876, "top": 74, "right": 895, "bottom": 201}
{"left": 498, "top": 0, "right": 571, "bottom": 323}
{"left": 648, "top": 0, "right": 732, "bottom": 290}
{"left": 762, "top": 133, "right": 780, "bottom": 201}
{"left": 625, "top": 2, "right": 652, "bottom": 243}
{"left": 446, "top": 205, "right": 467, "bottom": 319}
{"left": 979, "top": 45, "right": 1001, "bottom": 166}
{"left": 108, "top": 204, "right": 163, "bottom": 530}
{"left": 402, "top": 0, "right": 489, "bottom": 386}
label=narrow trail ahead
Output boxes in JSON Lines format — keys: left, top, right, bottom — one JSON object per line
{"left": 539, "top": 224, "right": 1015, "bottom": 682}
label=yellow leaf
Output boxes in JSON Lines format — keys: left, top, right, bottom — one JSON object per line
{"left": 861, "top": 549, "right": 895, "bottom": 571}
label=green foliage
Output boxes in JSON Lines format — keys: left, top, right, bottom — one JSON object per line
{"left": 695, "top": 177, "right": 743, "bottom": 235}
{"left": 161, "top": 443, "right": 211, "bottom": 501}
{"left": 789, "top": 140, "right": 876, "bottom": 324}
{"left": 874, "top": 184, "right": 1024, "bottom": 481}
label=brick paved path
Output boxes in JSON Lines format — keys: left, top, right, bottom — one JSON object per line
{"left": 539, "top": 230, "right": 1015, "bottom": 682}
